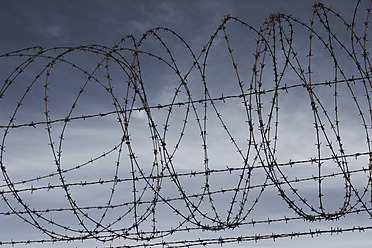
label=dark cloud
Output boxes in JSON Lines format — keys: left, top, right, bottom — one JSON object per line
{"left": 1, "top": 1, "right": 370, "bottom": 247}
{"left": 0, "top": 0, "right": 349, "bottom": 51}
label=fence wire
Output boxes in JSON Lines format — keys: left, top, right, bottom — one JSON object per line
{"left": 1, "top": 1, "right": 372, "bottom": 247}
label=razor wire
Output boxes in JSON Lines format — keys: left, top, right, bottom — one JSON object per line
{"left": 1, "top": 1, "right": 372, "bottom": 247}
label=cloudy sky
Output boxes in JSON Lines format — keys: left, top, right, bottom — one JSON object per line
{"left": 1, "top": 0, "right": 372, "bottom": 248}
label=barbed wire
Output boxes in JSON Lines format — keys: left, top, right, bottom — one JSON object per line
{"left": 1, "top": 0, "right": 372, "bottom": 247}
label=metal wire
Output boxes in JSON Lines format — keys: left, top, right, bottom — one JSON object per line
{"left": 1, "top": 1, "right": 372, "bottom": 247}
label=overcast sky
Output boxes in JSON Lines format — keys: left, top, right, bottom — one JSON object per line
{"left": 1, "top": 1, "right": 372, "bottom": 248}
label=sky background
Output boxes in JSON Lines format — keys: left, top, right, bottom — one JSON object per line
{"left": 1, "top": 0, "right": 372, "bottom": 248}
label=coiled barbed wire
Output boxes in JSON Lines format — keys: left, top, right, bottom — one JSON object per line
{"left": 1, "top": 1, "right": 372, "bottom": 247}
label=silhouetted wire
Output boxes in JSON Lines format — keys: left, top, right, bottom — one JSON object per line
{"left": 1, "top": 0, "right": 372, "bottom": 247}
